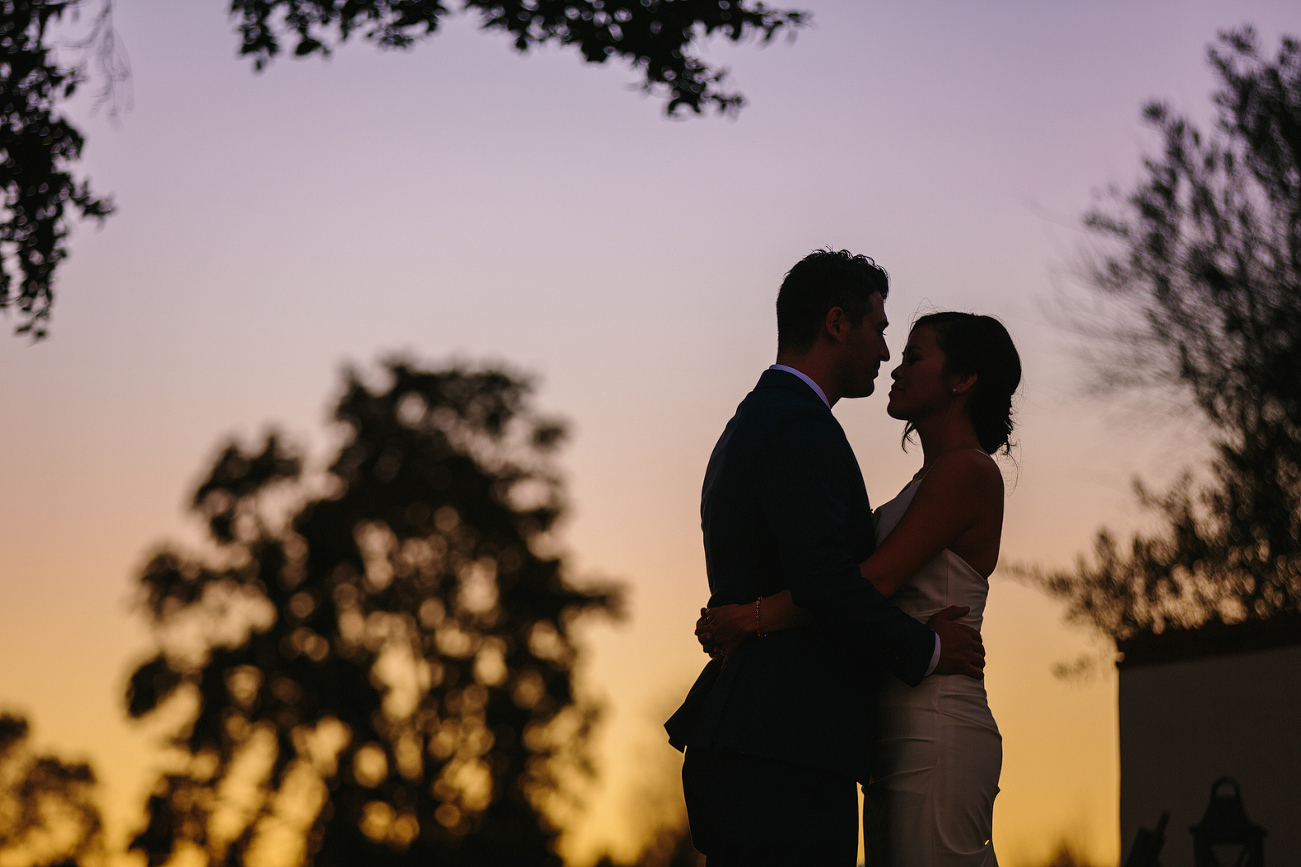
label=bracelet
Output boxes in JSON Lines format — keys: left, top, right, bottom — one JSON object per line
{"left": 755, "top": 597, "right": 768, "bottom": 638}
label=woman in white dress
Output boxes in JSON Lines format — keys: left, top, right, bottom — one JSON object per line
{"left": 698, "top": 312, "right": 1021, "bottom": 866}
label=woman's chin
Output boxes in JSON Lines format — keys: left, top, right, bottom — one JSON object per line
{"left": 886, "top": 402, "right": 906, "bottom": 420}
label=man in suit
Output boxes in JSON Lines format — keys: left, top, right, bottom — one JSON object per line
{"left": 665, "top": 249, "right": 985, "bottom": 865}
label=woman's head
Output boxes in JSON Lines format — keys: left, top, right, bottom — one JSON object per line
{"left": 890, "top": 312, "right": 1022, "bottom": 454}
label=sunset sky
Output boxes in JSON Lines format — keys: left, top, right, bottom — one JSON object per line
{"left": 2, "top": 1, "right": 1297, "bottom": 864}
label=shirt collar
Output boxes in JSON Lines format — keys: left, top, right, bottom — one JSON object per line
{"left": 769, "top": 364, "right": 830, "bottom": 408}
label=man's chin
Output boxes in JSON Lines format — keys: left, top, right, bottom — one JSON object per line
{"left": 844, "top": 384, "right": 877, "bottom": 400}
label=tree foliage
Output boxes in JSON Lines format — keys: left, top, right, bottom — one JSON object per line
{"left": 125, "top": 359, "right": 622, "bottom": 866}
{"left": 3, "top": 0, "right": 803, "bottom": 338}
{"left": 593, "top": 822, "right": 703, "bottom": 867}
{"left": 0, "top": 712, "right": 102, "bottom": 867}
{"left": 0, "top": 0, "right": 112, "bottom": 339}
{"left": 1028, "top": 27, "right": 1301, "bottom": 639}
{"left": 230, "top": 0, "right": 807, "bottom": 116}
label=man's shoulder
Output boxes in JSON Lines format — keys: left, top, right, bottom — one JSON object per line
{"left": 714, "top": 392, "right": 846, "bottom": 477}
{"left": 740, "top": 371, "right": 832, "bottom": 423}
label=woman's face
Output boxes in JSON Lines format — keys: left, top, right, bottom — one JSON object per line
{"left": 886, "top": 324, "right": 952, "bottom": 421}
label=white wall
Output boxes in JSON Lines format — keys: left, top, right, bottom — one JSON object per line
{"left": 1119, "top": 644, "right": 1301, "bottom": 866}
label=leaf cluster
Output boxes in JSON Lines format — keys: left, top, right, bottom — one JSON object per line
{"left": 0, "top": 0, "right": 111, "bottom": 339}
{"left": 1033, "top": 28, "right": 1301, "bottom": 640}
{"left": 0, "top": 713, "right": 102, "bottom": 867}
{"left": 3, "top": 0, "right": 803, "bottom": 338}
{"left": 125, "top": 359, "right": 622, "bottom": 866}
{"left": 228, "top": 0, "right": 808, "bottom": 115}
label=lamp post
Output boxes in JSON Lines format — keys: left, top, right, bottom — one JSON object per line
{"left": 1190, "top": 777, "right": 1266, "bottom": 867}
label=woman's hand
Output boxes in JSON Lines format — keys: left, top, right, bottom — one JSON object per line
{"left": 695, "top": 603, "right": 755, "bottom": 665}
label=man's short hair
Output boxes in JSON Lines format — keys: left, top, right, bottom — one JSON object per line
{"left": 776, "top": 249, "right": 890, "bottom": 354}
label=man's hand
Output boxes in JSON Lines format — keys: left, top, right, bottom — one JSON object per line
{"left": 927, "top": 605, "right": 985, "bottom": 679}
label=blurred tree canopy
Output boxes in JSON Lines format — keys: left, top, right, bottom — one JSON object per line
{"left": 3, "top": 0, "right": 803, "bottom": 339}
{"left": 0, "top": 712, "right": 102, "bottom": 867}
{"left": 593, "top": 823, "right": 702, "bottom": 867}
{"left": 1027, "top": 27, "right": 1301, "bottom": 640}
{"left": 125, "top": 360, "right": 622, "bottom": 866}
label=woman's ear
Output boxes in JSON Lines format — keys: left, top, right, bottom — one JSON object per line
{"left": 950, "top": 373, "right": 977, "bottom": 396}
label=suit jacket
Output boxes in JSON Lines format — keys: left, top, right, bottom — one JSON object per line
{"left": 665, "top": 368, "right": 936, "bottom": 783}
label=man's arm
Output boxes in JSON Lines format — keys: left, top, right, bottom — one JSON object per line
{"left": 751, "top": 412, "right": 937, "bottom": 686}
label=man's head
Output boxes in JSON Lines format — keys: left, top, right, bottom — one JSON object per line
{"left": 775, "top": 249, "right": 891, "bottom": 402}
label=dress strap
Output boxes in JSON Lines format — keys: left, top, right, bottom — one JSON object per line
{"left": 900, "top": 465, "right": 930, "bottom": 495}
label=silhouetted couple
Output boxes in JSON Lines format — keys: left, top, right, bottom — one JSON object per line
{"left": 666, "top": 249, "right": 1022, "bottom": 866}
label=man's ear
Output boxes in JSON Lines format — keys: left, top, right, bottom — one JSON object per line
{"left": 823, "top": 306, "right": 849, "bottom": 343}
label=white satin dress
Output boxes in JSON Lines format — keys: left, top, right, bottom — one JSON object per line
{"left": 865, "top": 477, "right": 1001, "bottom": 866}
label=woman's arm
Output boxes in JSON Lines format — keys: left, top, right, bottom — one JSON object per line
{"left": 860, "top": 449, "right": 1003, "bottom": 596}
{"left": 697, "top": 451, "right": 1001, "bottom": 652}
{"left": 695, "top": 590, "right": 814, "bottom": 657}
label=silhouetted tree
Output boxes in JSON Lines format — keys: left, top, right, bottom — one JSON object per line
{"left": 125, "top": 359, "right": 622, "bottom": 866}
{"left": 1028, "top": 27, "right": 1301, "bottom": 639}
{"left": 0, "top": 0, "right": 114, "bottom": 339}
{"left": 232, "top": 0, "right": 806, "bottom": 116}
{"left": 3, "top": 0, "right": 802, "bottom": 338}
{"left": 0, "top": 712, "right": 102, "bottom": 867}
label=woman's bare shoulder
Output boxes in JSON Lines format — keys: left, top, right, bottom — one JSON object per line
{"left": 922, "top": 448, "right": 1003, "bottom": 495}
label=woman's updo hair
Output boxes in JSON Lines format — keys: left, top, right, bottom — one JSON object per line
{"left": 909, "top": 311, "right": 1022, "bottom": 454}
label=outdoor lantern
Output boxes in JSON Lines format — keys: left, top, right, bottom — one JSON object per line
{"left": 1190, "top": 777, "right": 1266, "bottom": 867}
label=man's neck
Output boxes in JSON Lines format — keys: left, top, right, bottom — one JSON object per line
{"left": 773, "top": 353, "right": 839, "bottom": 405}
